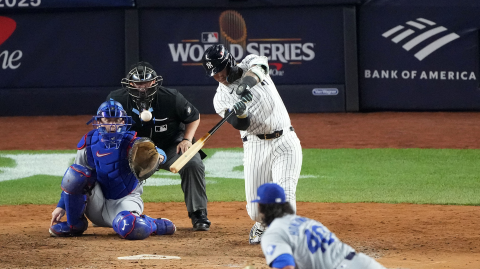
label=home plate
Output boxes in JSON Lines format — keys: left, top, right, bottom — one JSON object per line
{"left": 118, "top": 254, "right": 181, "bottom": 260}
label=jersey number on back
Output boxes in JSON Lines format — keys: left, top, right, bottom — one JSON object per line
{"left": 304, "top": 225, "right": 335, "bottom": 254}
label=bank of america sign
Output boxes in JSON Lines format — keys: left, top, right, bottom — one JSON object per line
{"left": 382, "top": 18, "right": 460, "bottom": 61}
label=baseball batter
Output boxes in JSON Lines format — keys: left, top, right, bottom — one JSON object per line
{"left": 254, "top": 183, "right": 387, "bottom": 269}
{"left": 202, "top": 44, "right": 302, "bottom": 244}
{"left": 49, "top": 100, "right": 175, "bottom": 240}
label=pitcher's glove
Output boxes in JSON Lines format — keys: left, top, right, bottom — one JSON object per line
{"left": 128, "top": 138, "right": 166, "bottom": 182}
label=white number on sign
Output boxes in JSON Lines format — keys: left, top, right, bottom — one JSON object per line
{"left": 0, "top": 0, "right": 41, "bottom": 7}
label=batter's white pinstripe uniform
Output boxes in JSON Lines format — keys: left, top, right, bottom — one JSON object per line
{"left": 213, "top": 54, "right": 303, "bottom": 224}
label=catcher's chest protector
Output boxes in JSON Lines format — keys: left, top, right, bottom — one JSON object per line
{"left": 83, "top": 130, "right": 138, "bottom": 200}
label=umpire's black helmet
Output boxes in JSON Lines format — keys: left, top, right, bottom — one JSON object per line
{"left": 121, "top": 61, "right": 163, "bottom": 99}
{"left": 202, "top": 44, "right": 236, "bottom": 77}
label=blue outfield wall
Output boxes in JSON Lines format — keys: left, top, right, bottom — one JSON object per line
{"left": 0, "top": 0, "right": 133, "bottom": 9}
{"left": 0, "top": 10, "right": 126, "bottom": 116}
{"left": 358, "top": 0, "right": 480, "bottom": 111}
{"left": 1, "top": 0, "right": 479, "bottom": 116}
{"left": 0, "top": 1, "right": 354, "bottom": 116}
{"left": 139, "top": 7, "right": 345, "bottom": 86}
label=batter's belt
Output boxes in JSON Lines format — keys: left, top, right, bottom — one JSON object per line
{"left": 242, "top": 126, "right": 294, "bottom": 142}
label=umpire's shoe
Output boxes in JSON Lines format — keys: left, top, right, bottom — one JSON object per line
{"left": 189, "top": 209, "right": 211, "bottom": 231}
{"left": 49, "top": 217, "right": 88, "bottom": 237}
{"left": 249, "top": 222, "right": 265, "bottom": 245}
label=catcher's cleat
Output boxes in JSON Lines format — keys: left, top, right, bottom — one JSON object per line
{"left": 249, "top": 222, "right": 265, "bottom": 245}
{"left": 189, "top": 209, "right": 211, "bottom": 231}
{"left": 154, "top": 218, "right": 176, "bottom": 235}
{"left": 49, "top": 217, "right": 88, "bottom": 237}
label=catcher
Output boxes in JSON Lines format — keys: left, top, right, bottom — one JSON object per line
{"left": 49, "top": 100, "right": 176, "bottom": 240}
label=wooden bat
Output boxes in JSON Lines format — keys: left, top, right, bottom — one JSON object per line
{"left": 170, "top": 110, "right": 235, "bottom": 173}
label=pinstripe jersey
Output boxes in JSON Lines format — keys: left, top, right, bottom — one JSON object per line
{"left": 213, "top": 54, "right": 292, "bottom": 137}
{"left": 212, "top": 54, "right": 303, "bottom": 224}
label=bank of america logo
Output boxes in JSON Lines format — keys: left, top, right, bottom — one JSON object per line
{"left": 382, "top": 18, "right": 459, "bottom": 61}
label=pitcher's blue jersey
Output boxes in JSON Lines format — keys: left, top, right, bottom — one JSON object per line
{"left": 76, "top": 129, "right": 139, "bottom": 200}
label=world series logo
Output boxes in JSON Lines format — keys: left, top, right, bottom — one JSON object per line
{"left": 168, "top": 10, "right": 316, "bottom": 77}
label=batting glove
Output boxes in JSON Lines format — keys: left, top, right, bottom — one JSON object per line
{"left": 233, "top": 101, "right": 248, "bottom": 118}
{"left": 241, "top": 90, "right": 253, "bottom": 102}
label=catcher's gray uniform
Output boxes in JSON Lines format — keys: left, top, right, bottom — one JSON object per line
{"left": 75, "top": 148, "right": 144, "bottom": 227}
{"left": 261, "top": 214, "right": 386, "bottom": 269}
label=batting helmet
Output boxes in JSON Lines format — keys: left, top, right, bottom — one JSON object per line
{"left": 202, "top": 44, "right": 236, "bottom": 77}
{"left": 90, "top": 100, "right": 132, "bottom": 149}
{"left": 121, "top": 61, "right": 163, "bottom": 101}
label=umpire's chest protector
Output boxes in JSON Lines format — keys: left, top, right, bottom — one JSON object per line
{"left": 79, "top": 130, "right": 138, "bottom": 200}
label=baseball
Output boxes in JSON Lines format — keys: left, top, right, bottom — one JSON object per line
{"left": 140, "top": 110, "right": 152, "bottom": 122}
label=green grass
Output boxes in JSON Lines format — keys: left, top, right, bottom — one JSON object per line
{"left": 299, "top": 149, "right": 480, "bottom": 205}
{"left": 1, "top": 148, "right": 479, "bottom": 206}
{"left": 0, "top": 175, "right": 61, "bottom": 205}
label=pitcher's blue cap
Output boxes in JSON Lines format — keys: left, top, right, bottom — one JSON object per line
{"left": 251, "top": 183, "right": 286, "bottom": 204}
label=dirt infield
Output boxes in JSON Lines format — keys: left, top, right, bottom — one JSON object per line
{"left": 1, "top": 112, "right": 480, "bottom": 269}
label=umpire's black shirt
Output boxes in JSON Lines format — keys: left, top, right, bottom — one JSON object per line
{"left": 107, "top": 87, "right": 200, "bottom": 150}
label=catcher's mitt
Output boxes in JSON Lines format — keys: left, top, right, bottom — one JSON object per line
{"left": 128, "top": 137, "right": 160, "bottom": 182}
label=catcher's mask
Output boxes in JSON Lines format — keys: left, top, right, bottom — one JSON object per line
{"left": 89, "top": 100, "right": 133, "bottom": 149}
{"left": 202, "top": 44, "right": 236, "bottom": 77}
{"left": 121, "top": 61, "right": 163, "bottom": 111}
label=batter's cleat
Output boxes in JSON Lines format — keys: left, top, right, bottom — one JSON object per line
{"left": 189, "top": 209, "right": 211, "bottom": 231}
{"left": 249, "top": 222, "right": 265, "bottom": 245}
{"left": 49, "top": 217, "right": 88, "bottom": 237}
{"left": 154, "top": 218, "right": 176, "bottom": 235}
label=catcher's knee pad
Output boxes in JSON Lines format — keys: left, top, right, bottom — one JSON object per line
{"left": 61, "top": 164, "right": 95, "bottom": 195}
{"left": 112, "top": 211, "right": 154, "bottom": 240}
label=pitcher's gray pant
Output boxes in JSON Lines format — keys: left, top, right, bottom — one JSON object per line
{"left": 158, "top": 142, "right": 208, "bottom": 214}
{"left": 334, "top": 253, "right": 387, "bottom": 269}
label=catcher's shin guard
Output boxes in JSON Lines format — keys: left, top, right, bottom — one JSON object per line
{"left": 65, "top": 192, "right": 87, "bottom": 227}
{"left": 49, "top": 216, "right": 88, "bottom": 237}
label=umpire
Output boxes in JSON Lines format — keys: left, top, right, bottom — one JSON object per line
{"left": 106, "top": 61, "right": 211, "bottom": 231}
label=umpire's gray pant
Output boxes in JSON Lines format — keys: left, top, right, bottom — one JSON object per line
{"left": 158, "top": 143, "right": 208, "bottom": 214}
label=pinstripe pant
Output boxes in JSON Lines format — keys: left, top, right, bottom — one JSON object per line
{"left": 243, "top": 130, "right": 302, "bottom": 222}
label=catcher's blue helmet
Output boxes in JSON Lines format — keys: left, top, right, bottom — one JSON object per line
{"left": 89, "top": 100, "right": 132, "bottom": 149}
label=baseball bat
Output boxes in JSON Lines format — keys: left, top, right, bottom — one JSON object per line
{"left": 170, "top": 110, "right": 235, "bottom": 173}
